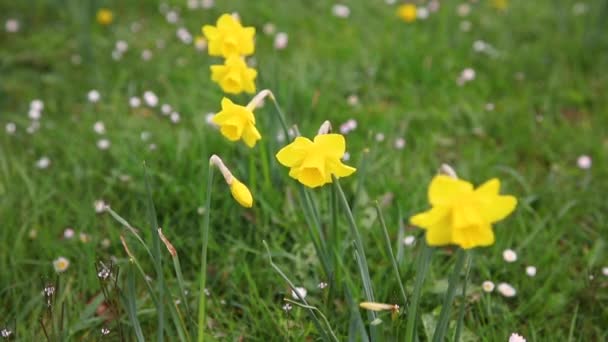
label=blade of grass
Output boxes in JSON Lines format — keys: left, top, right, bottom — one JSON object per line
{"left": 567, "top": 302, "right": 579, "bottom": 342}
{"left": 405, "top": 241, "right": 433, "bottom": 342}
{"left": 284, "top": 299, "right": 340, "bottom": 342}
{"left": 123, "top": 263, "right": 146, "bottom": 342}
{"left": 375, "top": 202, "right": 408, "bottom": 308}
{"left": 433, "top": 249, "right": 467, "bottom": 342}
{"left": 263, "top": 241, "right": 337, "bottom": 342}
{"left": 143, "top": 162, "right": 165, "bottom": 342}
{"left": 197, "top": 163, "right": 214, "bottom": 342}
{"left": 453, "top": 252, "right": 473, "bottom": 342}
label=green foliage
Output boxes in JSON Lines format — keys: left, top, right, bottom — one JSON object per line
{"left": 1, "top": 0, "right": 607, "bottom": 340}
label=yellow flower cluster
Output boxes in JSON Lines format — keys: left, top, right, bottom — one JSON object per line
{"left": 203, "top": 14, "right": 257, "bottom": 94}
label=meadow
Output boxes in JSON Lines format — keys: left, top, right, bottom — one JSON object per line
{"left": 1, "top": 0, "right": 607, "bottom": 341}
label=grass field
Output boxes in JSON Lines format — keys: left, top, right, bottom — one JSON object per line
{"left": 1, "top": 0, "right": 607, "bottom": 340}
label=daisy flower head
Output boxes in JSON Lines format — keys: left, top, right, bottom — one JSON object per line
{"left": 53, "top": 256, "right": 70, "bottom": 273}
{"left": 503, "top": 249, "right": 517, "bottom": 262}
{"left": 482, "top": 280, "right": 495, "bottom": 292}
{"left": 509, "top": 333, "right": 526, "bottom": 342}
{"left": 497, "top": 282, "right": 517, "bottom": 297}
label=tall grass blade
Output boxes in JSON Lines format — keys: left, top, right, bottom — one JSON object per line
{"left": 375, "top": 202, "right": 408, "bottom": 308}
{"left": 405, "top": 241, "right": 433, "bottom": 342}
{"left": 453, "top": 252, "right": 472, "bottom": 342}
{"left": 197, "top": 164, "right": 214, "bottom": 342}
{"left": 433, "top": 249, "right": 467, "bottom": 342}
{"left": 263, "top": 241, "right": 336, "bottom": 342}
{"left": 143, "top": 163, "right": 165, "bottom": 342}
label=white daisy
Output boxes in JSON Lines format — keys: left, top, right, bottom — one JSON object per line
{"left": 97, "top": 139, "right": 111, "bottom": 150}
{"left": 5, "top": 122, "right": 16, "bottom": 134}
{"left": 525, "top": 266, "right": 537, "bottom": 277}
{"left": 93, "top": 121, "right": 106, "bottom": 134}
{"left": 509, "top": 333, "right": 526, "bottom": 342}
{"left": 291, "top": 286, "right": 307, "bottom": 300}
{"left": 502, "top": 249, "right": 517, "bottom": 263}
{"left": 332, "top": 4, "right": 350, "bottom": 18}
{"left": 576, "top": 155, "right": 591, "bottom": 169}
{"left": 53, "top": 257, "right": 70, "bottom": 273}
{"left": 87, "top": 90, "right": 101, "bottom": 103}
{"left": 274, "top": 32, "right": 288, "bottom": 50}
{"left": 497, "top": 282, "right": 516, "bottom": 297}
{"left": 482, "top": 280, "right": 495, "bottom": 293}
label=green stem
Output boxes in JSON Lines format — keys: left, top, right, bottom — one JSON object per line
{"left": 333, "top": 178, "right": 374, "bottom": 301}
{"left": 197, "top": 164, "right": 214, "bottom": 342}
{"left": 433, "top": 249, "right": 467, "bottom": 342}
{"left": 333, "top": 177, "right": 378, "bottom": 339}
{"left": 375, "top": 202, "right": 408, "bottom": 308}
{"left": 269, "top": 95, "right": 291, "bottom": 142}
{"left": 453, "top": 252, "right": 472, "bottom": 342}
{"left": 405, "top": 242, "right": 433, "bottom": 342}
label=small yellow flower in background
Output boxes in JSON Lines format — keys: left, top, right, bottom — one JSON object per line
{"left": 96, "top": 8, "right": 113, "bottom": 26}
{"left": 492, "top": 0, "right": 509, "bottom": 11}
{"left": 212, "top": 97, "right": 261, "bottom": 148}
{"left": 410, "top": 175, "right": 517, "bottom": 249}
{"left": 276, "top": 132, "right": 356, "bottom": 188}
{"left": 210, "top": 56, "right": 257, "bottom": 94}
{"left": 53, "top": 256, "right": 70, "bottom": 273}
{"left": 209, "top": 155, "right": 253, "bottom": 208}
{"left": 397, "top": 4, "right": 417, "bottom": 23}
{"left": 202, "top": 14, "right": 255, "bottom": 58}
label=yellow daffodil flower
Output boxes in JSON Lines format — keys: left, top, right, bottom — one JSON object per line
{"left": 397, "top": 4, "right": 417, "bottom": 23}
{"left": 410, "top": 175, "right": 517, "bottom": 249}
{"left": 212, "top": 97, "right": 261, "bottom": 148}
{"left": 230, "top": 178, "right": 253, "bottom": 208}
{"left": 96, "top": 9, "right": 113, "bottom": 26}
{"left": 276, "top": 133, "right": 356, "bottom": 188}
{"left": 492, "top": 0, "right": 509, "bottom": 11}
{"left": 202, "top": 14, "right": 255, "bottom": 58}
{"left": 210, "top": 56, "right": 257, "bottom": 94}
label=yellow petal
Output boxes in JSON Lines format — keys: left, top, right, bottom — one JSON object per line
{"left": 220, "top": 124, "right": 242, "bottom": 141}
{"left": 477, "top": 195, "right": 517, "bottom": 223}
{"left": 428, "top": 175, "right": 473, "bottom": 206}
{"left": 276, "top": 137, "right": 313, "bottom": 167}
{"left": 217, "top": 14, "right": 238, "bottom": 29}
{"left": 313, "top": 134, "right": 346, "bottom": 159}
{"left": 410, "top": 207, "right": 448, "bottom": 229}
{"left": 210, "top": 65, "right": 227, "bottom": 82}
{"left": 475, "top": 178, "right": 500, "bottom": 196}
{"left": 230, "top": 178, "right": 253, "bottom": 208}
{"left": 474, "top": 178, "right": 517, "bottom": 223}
{"left": 296, "top": 166, "right": 327, "bottom": 188}
{"left": 328, "top": 160, "right": 356, "bottom": 178}
{"left": 451, "top": 204, "right": 484, "bottom": 229}
{"left": 202, "top": 25, "right": 218, "bottom": 40}
{"left": 452, "top": 224, "right": 495, "bottom": 249}
{"left": 425, "top": 220, "right": 453, "bottom": 246}
{"left": 242, "top": 125, "right": 261, "bottom": 148}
